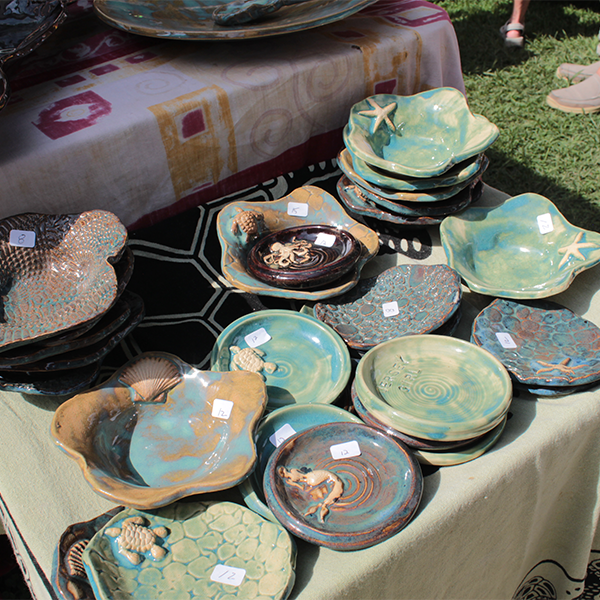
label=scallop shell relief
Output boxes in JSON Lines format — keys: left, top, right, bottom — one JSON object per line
{"left": 118, "top": 355, "right": 182, "bottom": 403}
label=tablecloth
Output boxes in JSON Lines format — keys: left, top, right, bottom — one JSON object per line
{"left": 1, "top": 162, "right": 600, "bottom": 600}
{"left": 0, "top": 0, "right": 464, "bottom": 230}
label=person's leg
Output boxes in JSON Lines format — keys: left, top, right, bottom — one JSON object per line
{"left": 506, "top": 0, "right": 531, "bottom": 41}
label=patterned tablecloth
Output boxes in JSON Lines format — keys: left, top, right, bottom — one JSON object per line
{"left": 0, "top": 0, "right": 464, "bottom": 229}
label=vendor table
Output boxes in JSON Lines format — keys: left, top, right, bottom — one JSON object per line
{"left": 0, "top": 0, "right": 464, "bottom": 229}
{"left": 1, "top": 163, "right": 600, "bottom": 600}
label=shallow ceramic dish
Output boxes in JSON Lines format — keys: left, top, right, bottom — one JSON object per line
{"left": 354, "top": 335, "right": 512, "bottom": 442}
{"left": 210, "top": 309, "right": 351, "bottom": 409}
{"left": 344, "top": 89, "right": 499, "bottom": 178}
{"left": 263, "top": 422, "right": 422, "bottom": 550}
{"left": 441, "top": 193, "right": 600, "bottom": 299}
{"left": 217, "top": 185, "right": 379, "bottom": 300}
{"left": 513, "top": 380, "right": 598, "bottom": 398}
{"left": 51, "top": 352, "right": 267, "bottom": 508}
{"left": 82, "top": 501, "right": 296, "bottom": 600}
{"left": 471, "top": 298, "right": 600, "bottom": 388}
{"left": 94, "top": 0, "right": 377, "bottom": 40}
{"left": 0, "top": 211, "right": 128, "bottom": 351}
{"left": 314, "top": 264, "right": 462, "bottom": 351}
{"left": 246, "top": 224, "right": 361, "bottom": 289}
{"left": 239, "top": 403, "right": 362, "bottom": 521}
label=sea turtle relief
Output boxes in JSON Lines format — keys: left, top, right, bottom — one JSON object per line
{"left": 105, "top": 516, "right": 168, "bottom": 565}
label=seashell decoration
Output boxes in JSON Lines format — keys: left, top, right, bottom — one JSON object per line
{"left": 118, "top": 355, "right": 182, "bottom": 403}
{"left": 65, "top": 539, "right": 89, "bottom": 580}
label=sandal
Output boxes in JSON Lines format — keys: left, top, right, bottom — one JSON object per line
{"left": 500, "top": 20, "right": 525, "bottom": 49}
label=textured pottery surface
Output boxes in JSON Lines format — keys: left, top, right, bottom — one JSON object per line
{"left": 82, "top": 501, "right": 296, "bottom": 600}
{"left": 51, "top": 352, "right": 267, "bottom": 508}
{"left": 210, "top": 309, "right": 350, "bottom": 409}
{"left": 246, "top": 224, "right": 361, "bottom": 289}
{"left": 440, "top": 193, "right": 600, "bottom": 299}
{"left": 471, "top": 298, "right": 600, "bottom": 388}
{"left": 239, "top": 403, "right": 362, "bottom": 521}
{"left": 355, "top": 335, "right": 512, "bottom": 442}
{"left": 94, "top": 0, "right": 377, "bottom": 40}
{"left": 314, "top": 264, "right": 462, "bottom": 351}
{"left": 0, "top": 211, "right": 128, "bottom": 351}
{"left": 343, "top": 89, "right": 499, "bottom": 177}
{"left": 213, "top": 0, "right": 309, "bottom": 26}
{"left": 263, "top": 422, "right": 423, "bottom": 550}
{"left": 217, "top": 185, "right": 379, "bottom": 300}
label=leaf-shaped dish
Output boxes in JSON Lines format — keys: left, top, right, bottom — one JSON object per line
{"left": 51, "top": 352, "right": 267, "bottom": 509}
{"left": 344, "top": 89, "right": 499, "bottom": 178}
{"left": 440, "top": 193, "right": 600, "bottom": 299}
{"left": 217, "top": 185, "right": 379, "bottom": 300}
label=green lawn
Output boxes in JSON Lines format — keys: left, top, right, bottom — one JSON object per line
{"left": 434, "top": 0, "right": 600, "bottom": 231}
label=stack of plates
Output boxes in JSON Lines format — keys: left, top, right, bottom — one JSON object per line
{"left": 0, "top": 211, "right": 144, "bottom": 396}
{"left": 352, "top": 335, "right": 512, "bottom": 466}
{"left": 337, "top": 88, "right": 499, "bottom": 226}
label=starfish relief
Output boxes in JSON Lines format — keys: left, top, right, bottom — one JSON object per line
{"left": 358, "top": 98, "right": 397, "bottom": 134}
{"left": 557, "top": 231, "right": 599, "bottom": 269}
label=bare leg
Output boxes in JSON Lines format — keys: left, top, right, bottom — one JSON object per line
{"left": 506, "top": 0, "right": 531, "bottom": 40}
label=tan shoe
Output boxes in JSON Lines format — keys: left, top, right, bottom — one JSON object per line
{"left": 556, "top": 61, "right": 600, "bottom": 83}
{"left": 546, "top": 73, "right": 600, "bottom": 113}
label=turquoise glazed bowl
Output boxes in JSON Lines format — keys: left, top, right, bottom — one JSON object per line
{"left": 440, "top": 193, "right": 600, "bottom": 299}
{"left": 344, "top": 88, "right": 499, "bottom": 178}
{"left": 211, "top": 309, "right": 351, "bottom": 409}
{"left": 354, "top": 335, "right": 512, "bottom": 442}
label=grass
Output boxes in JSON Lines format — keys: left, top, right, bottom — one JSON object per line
{"left": 433, "top": 0, "right": 600, "bottom": 231}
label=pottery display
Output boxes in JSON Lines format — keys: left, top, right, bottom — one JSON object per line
{"left": 210, "top": 309, "right": 351, "bottom": 409}
{"left": 51, "top": 352, "right": 267, "bottom": 508}
{"left": 440, "top": 193, "right": 600, "bottom": 299}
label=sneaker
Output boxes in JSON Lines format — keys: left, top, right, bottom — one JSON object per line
{"left": 556, "top": 61, "right": 600, "bottom": 83}
{"left": 546, "top": 73, "right": 600, "bottom": 113}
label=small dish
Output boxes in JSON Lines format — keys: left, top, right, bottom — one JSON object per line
{"left": 314, "top": 264, "right": 462, "bottom": 351}
{"left": 263, "top": 422, "right": 423, "bottom": 550}
{"left": 217, "top": 185, "right": 379, "bottom": 300}
{"left": 82, "top": 501, "right": 296, "bottom": 600}
{"left": 246, "top": 224, "right": 361, "bottom": 289}
{"left": 210, "top": 309, "right": 351, "bottom": 409}
{"left": 51, "top": 352, "right": 267, "bottom": 508}
{"left": 343, "top": 89, "right": 499, "bottom": 178}
{"left": 440, "top": 193, "right": 600, "bottom": 299}
{"left": 354, "top": 335, "right": 512, "bottom": 442}
{"left": 471, "top": 298, "right": 600, "bottom": 388}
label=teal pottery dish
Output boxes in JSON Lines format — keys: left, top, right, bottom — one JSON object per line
{"left": 440, "top": 193, "right": 600, "bottom": 299}
{"left": 263, "top": 422, "right": 423, "bottom": 550}
{"left": 51, "top": 352, "right": 267, "bottom": 509}
{"left": 82, "top": 501, "right": 296, "bottom": 600}
{"left": 344, "top": 88, "right": 499, "bottom": 178}
{"left": 239, "top": 403, "right": 362, "bottom": 522}
{"left": 217, "top": 185, "right": 379, "bottom": 300}
{"left": 354, "top": 335, "right": 512, "bottom": 442}
{"left": 210, "top": 309, "right": 351, "bottom": 409}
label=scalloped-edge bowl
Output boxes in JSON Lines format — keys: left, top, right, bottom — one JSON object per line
{"left": 216, "top": 185, "right": 379, "bottom": 300}
{"left": 344, "top": 88, "right": 499, "bottom": 178}
{"left": 441, "top": 193, "right": 600, "bottom": 299}
{"left": 51, "top": 352, "right": 267, "bottom": 509}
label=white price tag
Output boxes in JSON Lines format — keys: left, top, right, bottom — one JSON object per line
{"left": 269, "top": 423, "right": 297, "bottom": 448}
{"left": 244, "top": 327, "right": 271, "bottom": 348}
{"left": 287, "top": 202, "right": 309, "bottom": 217}
{"left": 330, "top": 440, "right": 361, "bottom": 460}
{"left": 495, "top": 332, "right": 517, "bottom": 349}
{"left": 210, "top": 564, "right": 246, "bottom": 587}
{"left": 212, "top": 398, "right": 234, "bottom": 420}
{"left": 382, "top": 301, "right": 400, "bottom": 317}
{"left": 9, "top": 230, "right": 36, "bottom": 248}
{"left": 537, "top": 213, "right": 554, "bottom": 234}
{"left": 314, "top": 232, "right": 336, "bottom": 247}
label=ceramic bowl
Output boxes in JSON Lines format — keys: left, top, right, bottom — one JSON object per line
{"left": 343, "top": 89, "right": 499, "bottom": 178}
{"left": 314, "top": 264, "right": 462, "bottom": 351}
{"left": 440, "top": 193, "right": 600, "bottom": 299}
{"left": 246, "top": 224, "right": 361, "bottom": 289}
{"left": 239, "top": 403, "right": 363, "bottom": 522}
{"left": 51, "top": 352, "right": 267, "bottom": 508}
{"left": 354, "top": 335, "right": 512, "bottom": 442}
{"left": 217, "top": 185, "right": 379, "bottom": 300}
{"left": 82, "top": 501, "right": 296, "bottom": 600}
{"left": 210, "top": 309, "right": 351, "bottom": 409}
{"left": 263, "top": 422, "right": 423, "bottom": 550}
